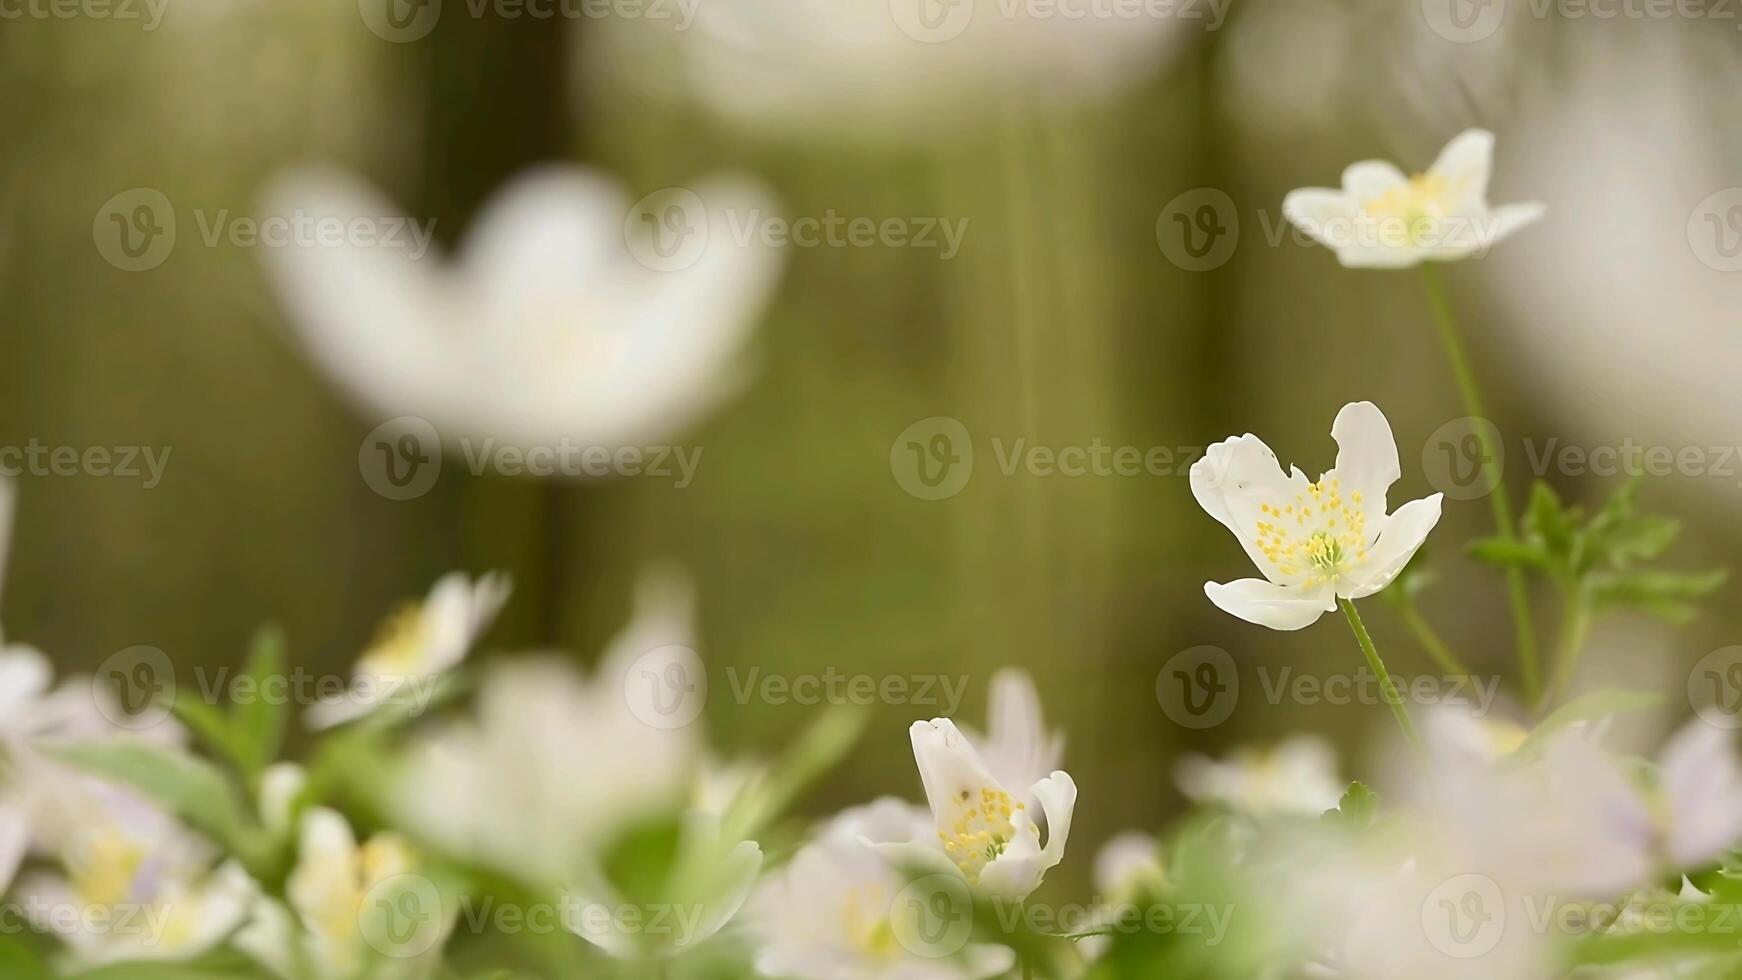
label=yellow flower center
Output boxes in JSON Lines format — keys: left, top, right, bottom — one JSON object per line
{"left": 1252, "top": 478, "right": 1369, "bottom": 587}
{"left": 938, "top": 787, "right": 1029, "bottom": 883}
{"left": 69, "top": 832, "right": 145, "bottom": 907}
{"left": 358, "top": 602, "right": 430, "bottom": 675}
{"left": 1363, "top": 173, "right": 1453, "bottom": 246}
{"left": 842, "top": 883, "right": 899, "bottom": 961}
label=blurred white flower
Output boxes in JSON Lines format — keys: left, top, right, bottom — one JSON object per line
{"left": 1191, "top": 401, "right": 1443, "bottom": 630}
{"left": 747, "top": 797, "right": 1014, "bottom": 979}
{"left": 593, "top": 0, "right": 1199, "bottom": 139}
{"left": 1282, "top": 129, "right": 1544, "bottom": 268}
{"left": 1093, "top": 831, "right": 1165, "bottom": 901}
{"left": 1175, "top": 735, "right": 1343, "bottom": 817}
{"left": 960, "top": 669, "right": 1063, "bottom": 812}
{"left": 1652, "top": 720, "right": 1742, "bottom": 871}
{"left": 262, "top": 167, "right": 783, "bottom": 453}
{"left": 892, "top": 718, "right": 1076, "bottom": 901}
{"left": 14, "top": 781, "right": 251, "bottom": 966}
{"left": 237, "top": 807, "right": 432, "bottom": 980}
{"left": 307, "top": 571, "right": 509, "bottom": 730}
{"left": 389, "top": 569, "right": 698, "bottom": 886}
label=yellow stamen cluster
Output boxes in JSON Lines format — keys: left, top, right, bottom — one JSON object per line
{"left": 938, "top": 787, "right": 1027, "bottom": 882}
{"left": 1251, "top": 478, "right": 1369, "bottom": 586}
{"left": 1362, "top": 173, "right": 1453, "bottom": 246}
{"left": 359, "top": 602, "right": 430, "bottom": 674}
{"left": 842, "top": 883, "right": 899, "bottom": 960}
{"left": 69, "top": 832, "right": 146, "bottom": 907}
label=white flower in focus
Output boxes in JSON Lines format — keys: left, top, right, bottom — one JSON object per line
{"left": 307, "top": 571, "right": 509, "bottom": 730}
{"left": 389, "top": 569, "right": 698, "bottom": 886}
{"left": 899, "top": 719, "right": 1076, "bottom": 901}
{"left": 1175, "top": 736, "right": 1344, "bottom": 817}
{"left": 1190, "top": 401, "right": 1443, "bottom": 630}
{"left": 961, "top": 669, "right": 1063, "bottom": 811}
{"left": 1281, "top": 129, "right": 1544, "bottom": 268}
{"left": 262, "top": 167, "right": 783, "bottom": 455}
{"left": 747, "top": 798, "right": 1014, "bottom": 980}
{"left": 15, "top": 783, "right": 252, "bottom": 965}
{"left": 237, "top": 808, "right": 433, "bottom": 980}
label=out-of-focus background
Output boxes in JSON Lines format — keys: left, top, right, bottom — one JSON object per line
{"left": 3, "top": 0, "right": 1740, "bottom": 889}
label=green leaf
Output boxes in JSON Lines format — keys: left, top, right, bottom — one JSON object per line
{"left": 0, "top": 937, "right": 52, "bottom": 980}
{"left": 169, "top": 697, "right": 251, "bottom": 775}
{"left": 1468, "top": 535, "right": 1548, "bottom": 569}
{"left": 1519, "top": 689, "right": 1662, "bottom": 755}
{"left": 69, "top": 966, "right": 266, "bottom": 980}
{"left": 1590, "top": 568, "right": 1727, "bottom": 622}
{"left": 1321, "top": 781, "right": 1377, "bottom": 830}
{"left": 1525, "top": 481, "right": 1577, "bottom": 554}
{"left": 232, "top": 626, "right": 288, "bottom": 776}
{"left": 42, "top": 740, "right": 256, "bottom": 856}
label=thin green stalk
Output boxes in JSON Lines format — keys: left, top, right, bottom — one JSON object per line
{"left": 1544, "top": 589, "right": 1594, "bottom": 709}
{"left": 1340, "top": 598, "right": 1423, "bottom": 754}
{"left": 1420, "top": 264, "right": 1540, "bottom": 702}
{"left": 1396, "top": 599, "right": 1472, "bottom": 677}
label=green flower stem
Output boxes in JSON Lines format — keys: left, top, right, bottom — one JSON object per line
{"left": 1420, "top": 264, "right": 1541, "bottom": 703}
{"left": 1396, "top": 598, "right": 1472, "bottom": 677}
{"left": 1340, "top": 598, "right": 1423, "bottom": 754}
{"left": 1544, "top": 588, "right": 1594, "bottom": 708}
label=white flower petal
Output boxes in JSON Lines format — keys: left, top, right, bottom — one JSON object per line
{"left": 1191, "top": 434, "right": 1311, "bottom": 584}
{"left": 0, "top": 800, "right": 27, "bottom": 894}
{"left": 1328, "top": 400, "right": 1401, "bottom": 532}
{"left": 0, "top": 646, "right": 52, "bottom": 720}
{"left": 1281, "top": 188, "right": 1359, "bottom": 250}
{"left": 976, "top": 771, "right": 1076, "bottom": 901}
{"left": 977, "top": 669, "right": 1064, "bottom": 800}
{"left": 1659, "top": 720, "right": 1742, "bottom": 869}
{"left": 1342, "top": 494, "right": 1443, "bottom": 600}
{"left": 1333, "top": 241, "right": 1427, "bottom": 269}
{"left": 1340, "top": 160, "right": 1408, "bottom": 202}
{"left": 1204, "top": 578, "right": 1334, "bottom": 631}
{"left": 1428, "top": 128, "right": 1495, "bottom": 210}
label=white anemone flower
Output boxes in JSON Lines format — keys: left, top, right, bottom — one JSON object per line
{"left": 1175, "top": 735, "right": 1344, "bottom": 817}
{"left": 389, "top": 569, "right": 698, "bottom": 887}
{"left": 960, "top": 669, "right": 1063, "bottom": 812}
{"left": 1281, "top": 129, "right": 1544, "bottom": 268}
{"left": 1190, "top": 401, "right": 1443, "bottom": 631}
{"left": 236, "top": 807, "right": 435, "bottom": 980}
{"left": 746, "top": 797, "right": 1015, "bottom": 979}
{"left": 14, "top": 782, "right": 252, "bottom": 966}
{"left": 307, "top": 571, "right": 509, "bottom": 730}
{"left": 898, "top": 718, "right": 1076, "bottom": 902}
{"left": 262, "top": 167, "right": 783, "bottom": 453}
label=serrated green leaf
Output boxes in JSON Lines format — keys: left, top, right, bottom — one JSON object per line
{"left": 1468, "top": 536, "right": 1548, "bottom": 569}
{"left": 1321, "top": 781, "right": 1377, "bottom": 830}
{"left": 1590, "top": 568, "right": 1727, "bottom": 622}
{"left": 1519, "top": 689, "right": 1662, "bottom": 755}
{"left": 1525, "top": 481, "right": 1576, "bottom": 554}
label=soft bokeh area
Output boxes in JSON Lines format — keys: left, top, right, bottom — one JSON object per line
{"left": 3, "top": 2, "right": 1742, "bottom": 976}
